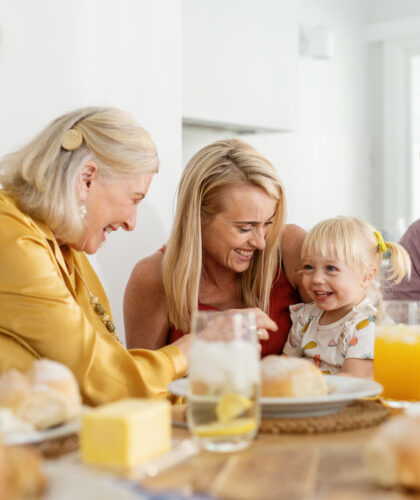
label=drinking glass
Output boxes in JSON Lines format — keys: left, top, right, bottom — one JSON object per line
{"left": 186, "top": 310, "right": 261, "bottom": 452}
{"left": 374, "top": 300, "right": 420, "bottom": 408}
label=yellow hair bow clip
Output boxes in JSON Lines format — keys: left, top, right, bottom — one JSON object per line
{"left": 374, "top": 230, "right": 387, "bottom": 253}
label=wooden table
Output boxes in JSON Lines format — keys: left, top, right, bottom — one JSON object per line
{"left": 141, "top": 417, "right": 419, "bottom": 500}
{"left": 43, "top": 405, "right": 418, "bottom": 500}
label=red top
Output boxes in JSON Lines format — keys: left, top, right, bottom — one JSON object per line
{"left": 166, "top": 263, "right": 300, "bottom": 357}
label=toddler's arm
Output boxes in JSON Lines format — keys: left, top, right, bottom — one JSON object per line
{"left": 339, "top": 358, "right": 373, "bottom": 378}
{"left": 339, "top": 314, "right": 375, "bottom": 377}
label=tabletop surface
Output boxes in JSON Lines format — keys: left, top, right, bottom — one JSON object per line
{"left": 140, "top": 410, "right": 418, "bottom": 500}
{"left": 40, "top": 404, "right": 420, "bottom": 500}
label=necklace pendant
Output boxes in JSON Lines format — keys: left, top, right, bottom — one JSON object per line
{"left": 105, "top": 320, "right": 121, "bottom": 342}
{"left": 105, "top": 319, "right": 116, "bottom": 333}
{"left": 74, "top": 263, "right": 121, "bottom": 343}
{"left": 91, "top": 298, "right": 106, "bottom": 316}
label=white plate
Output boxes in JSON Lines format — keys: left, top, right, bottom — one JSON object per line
{"left": 168, "top": 375, "right": 383, "bottom": 418}
{"left": 3, "top": 418, "right": 80, "bottom": 446}
{"left": 43, "top": 462, "right": 147, "bottom": 500}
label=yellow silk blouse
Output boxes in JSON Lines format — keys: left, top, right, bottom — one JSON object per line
{"left": 0, "top": 192, "right": 187, "bottom": 406}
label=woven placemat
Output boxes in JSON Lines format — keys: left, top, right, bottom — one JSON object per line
{"left": 34, "top": 432, "right": 79, "bottom": 458}
{"left": 260, "top": 399, "right": 389, "bottom": 434}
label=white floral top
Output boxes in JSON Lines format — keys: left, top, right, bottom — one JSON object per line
{"left": 283, "top": 298, "right": 376, "bottom": 374}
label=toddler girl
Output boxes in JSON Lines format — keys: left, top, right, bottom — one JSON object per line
{"left": 283, "top": 216, "right": 411, "bottom": 377}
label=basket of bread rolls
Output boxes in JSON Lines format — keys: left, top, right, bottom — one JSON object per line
{"left": 0, "top": 359, "right": 82, "bottom": 436}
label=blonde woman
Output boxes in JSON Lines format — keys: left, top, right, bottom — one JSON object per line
{"left": 0, "top": 107, "right": 190, "bottom": 406}
{"left": 124, "top": 138, "right": 309, "bottom": 355}
{"left": 283, "top": 216, "right": 411, "bottom": 377}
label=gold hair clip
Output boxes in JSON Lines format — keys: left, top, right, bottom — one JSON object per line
{"left": 374, "top": 230, "right": 387, "bottom": 253}
{"left": 61, "top": 128, "right": 83, "bottom": 151}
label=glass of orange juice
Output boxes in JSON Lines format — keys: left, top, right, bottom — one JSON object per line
{"left": 374, "top": 300, "right": 420, "bottom": 407}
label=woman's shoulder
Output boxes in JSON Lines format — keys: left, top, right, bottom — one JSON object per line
{"left": 125, "top": 251, "right": 166, "bottom": 308}
{"left": 124, "top": 251, "right": 168, "bottom": 332}
{"left": 124, "top": 250, "right": 170, "bottom": 348}
{"left": 280, "top": 224, "right": 312, "bottom": 301}
{"left": 0, "top": 191, "right": 28, "bottom": 225}
{"left": 281, "top": 224, "right": 306, "bottom": 250}
{"left": 0, "top": 191, "right": 52, "bottom": 244}
{"left": 281, "top": 224, "right": 305, "bottom": 270}
{"left": 128, "top": 251, "right": 164, "bottom": 288}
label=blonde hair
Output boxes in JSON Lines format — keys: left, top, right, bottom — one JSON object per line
{"left": 0, "top": 106, "right": 158, "bottom": 243}
{"left": 302, "top": 216, "right": 411, "bottom": 301}
{"left": 163, "top": 138, "right": 286, "bottom": 331}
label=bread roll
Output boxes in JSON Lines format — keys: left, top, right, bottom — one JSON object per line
{"left": 261, "top": 355, "right": 328, "bottom": 397}
{"left": 0, "top": 408, "right": 34, "bottom": 435}
{"left": 0, "top": 369, "right": 31, "bottom": 411}
{"left": 365, "top": 412, "right": 420, "bottom": 490}
{"left": 0, "top": 437, "right": 46, "bottom": 500}
{"left": 6, "top": 444, "right": 47, "bottom": 499}
{"left": 0, "top": 436, "right": 15, "bottom": 500}
{"left": 19, "top": 359, "right": 82, "bottom": 429}
{"left": 0, "top": 359, "right": 82, "bottom": 430}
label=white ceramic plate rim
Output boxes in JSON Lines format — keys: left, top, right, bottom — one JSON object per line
{"left": 3, "top": 417, "right": 80, "bottom": 446}
{"left": 168, "top": 375, "right": 382, "bottom": 406}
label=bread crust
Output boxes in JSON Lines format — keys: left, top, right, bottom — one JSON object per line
{"left": 261, "top": 355, "right": 328, "bottom": 397}
{"left": 366, "top": 414, "right": 420, "bottom": 490}
{"left": 0, "top": 359, "right": 81, "bottom": 430}
{"left": 0, "top": 438, "right": 46, "bottom": 500}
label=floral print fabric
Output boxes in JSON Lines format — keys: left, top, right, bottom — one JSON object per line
{"left": 283, "top": 298, "right": 376, "bottom": 374}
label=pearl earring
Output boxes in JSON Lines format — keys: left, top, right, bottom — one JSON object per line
{"left": 80, "top": 204, "right": 87, "bottom": 219}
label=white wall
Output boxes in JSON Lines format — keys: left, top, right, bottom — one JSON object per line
{"left": 183, "top": 0, "right": 371, "bottom": 232}
{"left": 0, "top": 0, "right": 182, "bottom": 341}
{"left": 183, "top": 0, "right": 298, "bottom": 132}
{"left": 366, "top": 0, "right": 420, "bottom": 23}
{"left": 366, "top": 0, "right": 420, "bottom": 239}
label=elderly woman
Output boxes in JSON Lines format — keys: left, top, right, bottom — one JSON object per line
{"left": 124, "top": 138, "right": 308, "bottom": 355}
{"left": 0, "top": 107, "right": 190, "bottom": 406}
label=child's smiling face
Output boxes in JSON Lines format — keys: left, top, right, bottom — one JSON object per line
{"left": 301, "top": 253, "right": 372, "bottom": 323}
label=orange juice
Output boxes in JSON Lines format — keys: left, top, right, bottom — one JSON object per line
{"left": 374, "top": 324, "right": 420, "bottom": 401}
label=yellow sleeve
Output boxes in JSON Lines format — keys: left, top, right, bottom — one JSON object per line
{"left": 0, "top": 197, "right": 187, "bottom": 406}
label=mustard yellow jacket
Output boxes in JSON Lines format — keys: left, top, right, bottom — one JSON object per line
{"left": 0, "top": 192, "right": 186, "bottom": 406}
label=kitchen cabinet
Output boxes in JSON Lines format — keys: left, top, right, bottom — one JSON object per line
{"left": 183, "top": 0, "right": 298, "bottom": 132}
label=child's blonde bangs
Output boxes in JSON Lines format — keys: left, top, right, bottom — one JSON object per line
{"left": 302, "top": 218, "right": 366, "bottom": 267}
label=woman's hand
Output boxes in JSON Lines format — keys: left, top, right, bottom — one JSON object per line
{"left": 230, "top": 307, "right": 278, "bottom": 341}
{"left": 172, "top": 334, "right": 192, "bottom": 361}
{"left": 172, "top": 308, "right": 277, "bottom": 363}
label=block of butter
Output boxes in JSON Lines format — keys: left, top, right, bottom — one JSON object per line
{"left": 80, "top": 398, "right": 171, "bottom": 467}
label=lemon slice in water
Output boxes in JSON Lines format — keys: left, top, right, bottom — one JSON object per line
{"left": 194, "top": 418, "right": 256, "bottom": 437}
{"left": 216, "top": 393, "right": 252, "bottom": 423}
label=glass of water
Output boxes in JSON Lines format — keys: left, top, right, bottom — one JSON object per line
{"left": 186, "top": 310, "right": 261, "bottom": 452}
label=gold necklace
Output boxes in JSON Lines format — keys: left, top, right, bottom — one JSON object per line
{"left": 73, "top": 264, "right": 121, "bottom": 342}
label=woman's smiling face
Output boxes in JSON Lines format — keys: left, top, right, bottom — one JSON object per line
{"left": 74, "top": 166, "right": 154, "bottom": 254}
{"left": 201, "top": 184, "right": 277, "bottom": 274}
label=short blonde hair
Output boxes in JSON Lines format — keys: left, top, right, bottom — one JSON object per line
{"left": 163, "top": 138, "right": 286, "bottom": 331}
{"left": 0, "top": 107, "right": 158, "bottom": 243}
{"left": 302, "top": 216, "right": 411, "bottom": 288}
